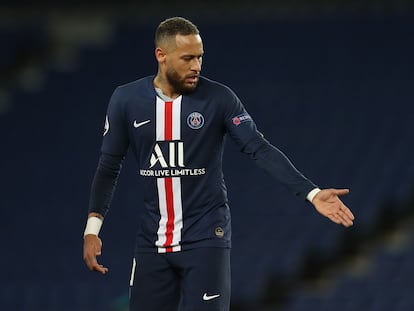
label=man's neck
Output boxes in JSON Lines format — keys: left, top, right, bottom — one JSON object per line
{"left": 153, "top": 75, "right": 180, "bottom": 99}
{"left": 155, "top": 87, "right": 175, "bottom": 102}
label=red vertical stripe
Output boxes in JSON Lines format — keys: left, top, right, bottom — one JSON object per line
{"left": 164, "top": 177, "right": 175, "bottom": 252}
{"left": 164, "top": 101, "right": 173, "bottom": 141}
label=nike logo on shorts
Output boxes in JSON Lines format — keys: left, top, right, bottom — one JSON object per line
{"left": 203, "top": 293, "right": 220, "bottom": 301}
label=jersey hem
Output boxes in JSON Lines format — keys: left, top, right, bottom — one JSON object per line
{"left": 134, "top": 240, "right": 231, "bottom": 253}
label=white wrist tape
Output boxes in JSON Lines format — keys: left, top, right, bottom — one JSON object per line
{"left": 83, "top": 216, "right": 103, "bottom": 237}
{"left": 307, "top": 188, "right": 321, "bottom": 203}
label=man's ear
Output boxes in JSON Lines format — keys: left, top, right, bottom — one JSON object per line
{"left": 155, "top": 47, "right": 167, "bottom": 63}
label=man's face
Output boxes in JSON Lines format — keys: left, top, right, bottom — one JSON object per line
{"left": 164, "top": 34, "right": 204, "bottom": 94}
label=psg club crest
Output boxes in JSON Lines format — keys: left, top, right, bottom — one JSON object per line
{"left": 187, "top": 112, "right": 204, "bottom": 129}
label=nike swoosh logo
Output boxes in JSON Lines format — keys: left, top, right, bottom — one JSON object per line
{"left": 133, "top": 119, "right": 151, "bottom": 128}
{"left": 203, "top": 293, "right": 220, "bottom": 301}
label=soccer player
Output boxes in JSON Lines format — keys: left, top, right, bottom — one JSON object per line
{"left": 83, "top": 17, "right": 355, "bottom": 311}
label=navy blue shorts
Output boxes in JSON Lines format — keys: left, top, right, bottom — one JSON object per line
{"left": 129, "top": 247, "right": 231, "bottom": 311}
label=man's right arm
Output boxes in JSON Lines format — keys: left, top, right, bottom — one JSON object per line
{"left": 82, "top": 153, "right": 124, "bottom": 274}
{"left": 83, "top": 86, "right": 129, "bottom": 273}
{"left": 83, "top": 212, "right": 108, "bottom": 274}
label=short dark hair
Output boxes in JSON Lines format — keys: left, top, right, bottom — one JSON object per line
{"left": 155, "top": 17, "right": 199, "bottom": 47}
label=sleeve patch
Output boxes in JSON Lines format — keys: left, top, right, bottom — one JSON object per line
{"left": 232, "top": 113, "right": 252, "bottom": 126}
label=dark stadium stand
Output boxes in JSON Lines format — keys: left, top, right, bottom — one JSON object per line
{"left": 1, "top": 12, "right": 414, "bottom": 311}
{"left": 0, "top": 26, "right": 50, "bottom": 87}
{"left": 282, "top": 226, "right": 414, "bottom": 311}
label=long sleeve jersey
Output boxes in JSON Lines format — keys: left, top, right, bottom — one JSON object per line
{"left": 89, "top": 75, "right": 317, "bottom": 253}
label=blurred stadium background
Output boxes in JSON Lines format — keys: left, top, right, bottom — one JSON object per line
{"left": 1, "top": 1, "right": 414, "bottom": 310}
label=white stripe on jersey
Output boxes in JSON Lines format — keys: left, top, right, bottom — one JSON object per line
{"left": 154, "top": 96, "right": 183, "bottom": 253}
{"left": 155, "top": 178, "right": 168, "bottom": 248}
{"left": 155, "top": 96, "right": 182, "bottom": 140}
{"left": 155, "top": 97, "right": 165, "bottom": 141}
{"left": 171, "top": 177, "right": 183, "bottom": 248}
{"left": 155, "top": 177, "right": 183, "bottom": 253}
{"left": 171, "top": 97, "right": 181, "bottom": 140}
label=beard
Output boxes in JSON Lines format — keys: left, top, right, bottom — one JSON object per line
{"left": 165, "top": 67, "right": 199, "bottom": 95}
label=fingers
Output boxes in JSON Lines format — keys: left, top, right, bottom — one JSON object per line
{"left": 323, "top": 201, "right": 354, "bottom": 227}
{"left": 337, "top": 204, "right": 354, "bottom": 227}
{"left": 342, "top": 206, "right": 355, "bottom": 221}
{"left": 314, "top": 188, "right": 355, "bottom": 227}
{"left": 330, "top": 189, "right": 354, "bottom": 227}
{"left": 84, "top": 254, "right": 109, "bottom": 274}
{"left": 328, "top": 213, "right": 342, "bottom": 225}
{"left": 328, "top": 211, "right": 353, "bottom": 227}
{"left": 83, "top": 235, "right": 109, "bottom": 274}
{"left": 339, "top": 214, "right": 354, "bottom": 227}
{"left": 93, "top": 263, "right": 109, "bottom": 274}
{"left": 332, "top": 188, "right": 350, "bottom": 196}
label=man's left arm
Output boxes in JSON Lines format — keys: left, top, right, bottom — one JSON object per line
{"left": 243, "top": 136, "right": 355, "bottom": 227}
{"left": 222, "top": 92, "right": 354, "bottom": 227}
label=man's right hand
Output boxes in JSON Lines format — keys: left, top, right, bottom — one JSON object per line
{"left": 83, "top": 234, "right": 109, "bottom": 274}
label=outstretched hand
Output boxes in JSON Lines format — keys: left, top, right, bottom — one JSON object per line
{"left": 83, "top": 234, "right": 109, "bottom": 274}
{"left": 312, "top": 188, "right": 354, "bottom": 227}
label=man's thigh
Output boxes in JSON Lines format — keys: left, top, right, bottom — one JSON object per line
{"left": 174, "top": 248, "right": 231, "bottom": 311}
{"left": 129, "top": 252, "right": 180, "bottom": 311}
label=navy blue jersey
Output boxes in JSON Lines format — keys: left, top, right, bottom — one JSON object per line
{"left": 89, "top": 75, "right": 316, "bottom": 253}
